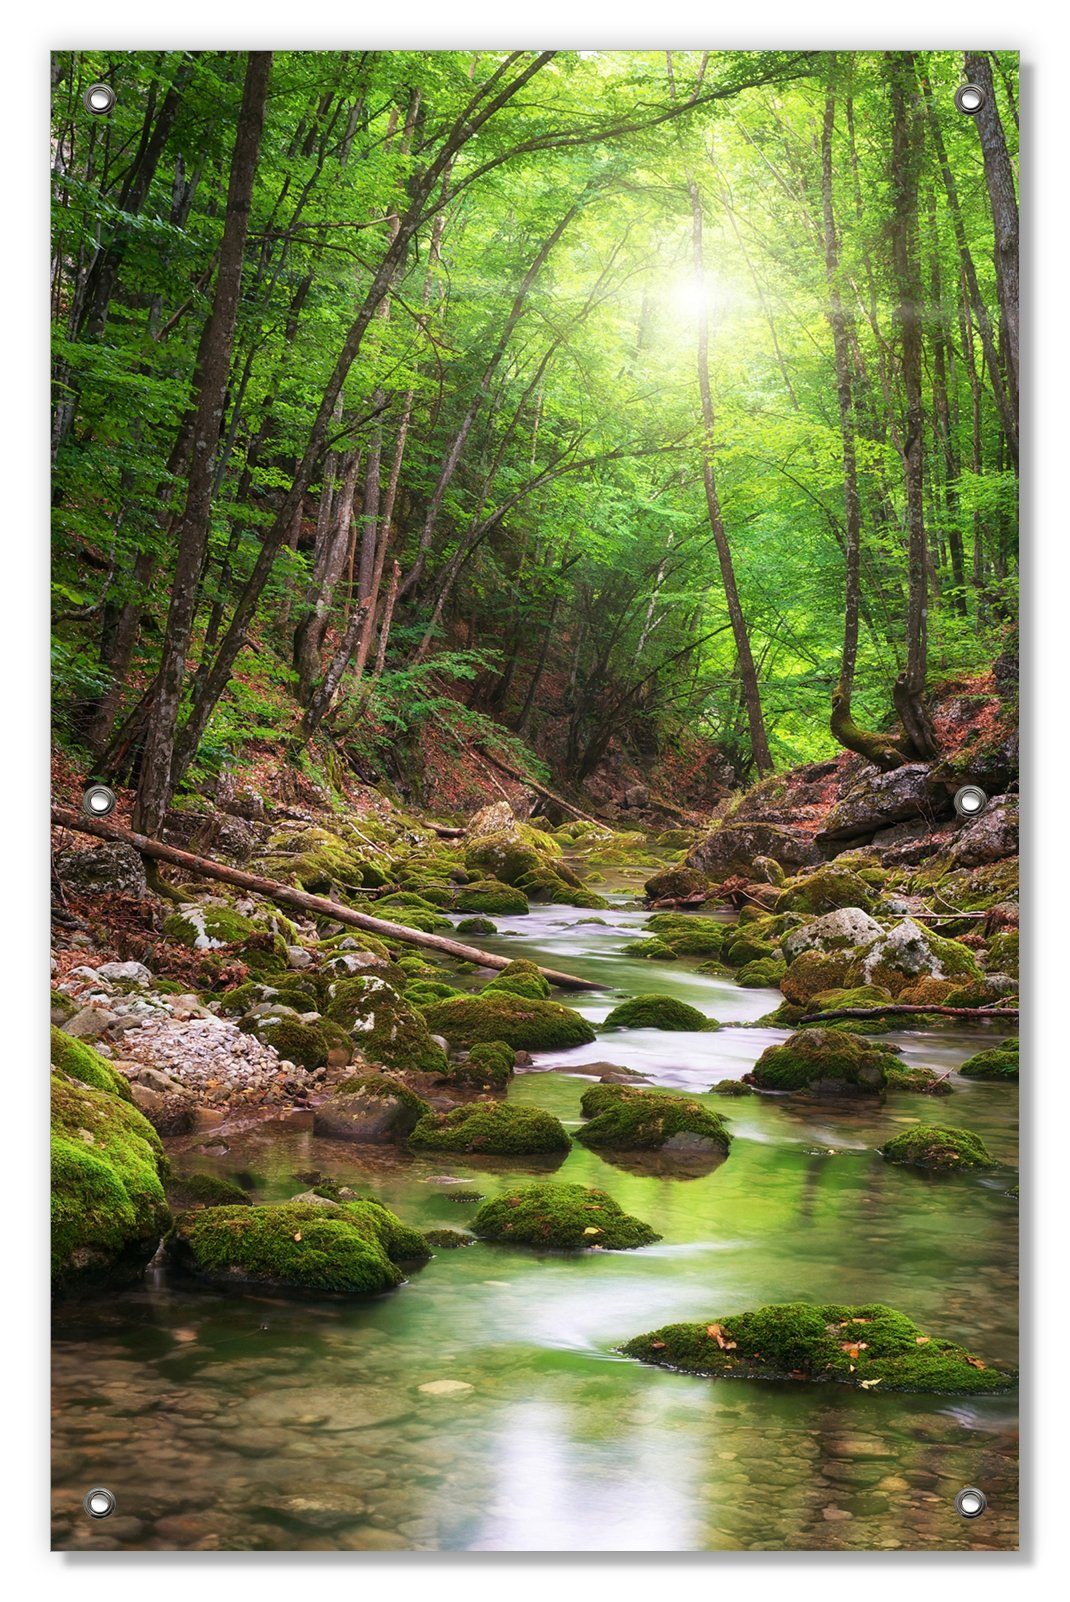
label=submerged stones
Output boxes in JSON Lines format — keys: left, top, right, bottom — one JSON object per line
{"left": 472, "top": 1181, "right": 660, "bottom": 1250}
{"left": 621, "top": 1302, "right": 1016, "bottom": 1393}
{"left": 409, "top": 1103, "right": 570, "bottom": 1156}
{"left": 748, "top": 1029, "right": 891, "bottom": 1097}
{"left": 575, "top": 1085, "right": 731, "bottom": 1156}
{"left": 879, "top": 1123, "right": 993, "bottom": 1171}
{"left": 166, "top": 1198, "right": 429, "bottom": 1297}
{"left": 51, "top": 1072, "right": 171, "bottom": 1294}
{"left": 959, "top": 1039, "right": 1019, "bottom": 1081}
{"left": 420, "top": 992, "right": 596, "bottom": 1052}
{"left": 312, "top": 1074, "right": 430, "bottom": 1143}
{"left": 603, "top": 994, "right": 715, "bottom": 1032}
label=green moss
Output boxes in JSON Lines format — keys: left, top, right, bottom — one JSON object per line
{"left": 333, "top": 1073, "right": 430, "bottom": 1120}
{"left": 643, "top": 866, "right": 709, "bottom": 901}
{"left": 409, "top": 1103, "right": 570, "bottom": 1155}
{"left": 724, "top": 935, "right": 775, "bottom": 968}
{"left": 325, "top": 977, "right": 447, "bottom": 1073}
{"left": 625, "top": 938, "right": 677, "bottom": 960}
{"left": 163, "top": 904, "right": 258, "bottom": 950}
{"left": 780, "top": 949, "right": 851, "bottom": 1005}
{"left": 482, "top": 959, "right": 551, "bottom": 1001}
{"left": 167, "top": 1198, "right": 427, "bottom": 1296}
{"left": 750, "top": 1029, "right": 890, "bottom": 1096}
{"left": 51, "top": 1073, "right": 170, "bottom": 1292}
{"left": 455, "top": 879, "right": 530, "bottom": 915}
{"left": 622, "top": 1302, "right": 1015, "bottom": 1393}
{"left": 645, "top": 914, "right": 726, "bottom": 958}
{"left": 603, "top": 994, "right": 716, "bottom": 1032}
{"left": 575, "top": 1085, "right": 731, "bottom": 1154}
{"left": 457, "top": 916, "right": 497, "bottom": 935}
{"left": 421, "top": 992, "right": 596, "bottom": 1051}
{"left": 446, "top": 1041, "right": 516, "bottom": 1091}
{"left": 405, "top": 978, "right": 466, "bottom": 1008}
{"left": 372, "top": 894, "right": 451, "bottom": 933}
{"left": 737, "top": 956, "right": 788, "bottom": 988}
{"left": 50, "top": 1026, "right": 132, "bottom": 1102}
{"left": 473, "top": 1181, "right": 660, "bottom": 1249}
{"left": 250, "top": 1016, "right": 329, "bottom": 1069}
{"left": 884, "top": 1062, "right": 954, "bottom": 1095}
{"left": 776, "top": 866, "right": 875, "bottom": 915}
{"left": 259, "top": 825, "right": 384, "bottom": 894}
{"left": 985, "top": 930, "right": 1019, "bottom": 976}
{"left": 423, "top": 1228, "right": 477, "bottom": 1249}
{"left": 169, "top": 1171, "right": 252, "bottom": 1207}
{"left": 880, "top": 1122, "right": 993, "bottom": 1170}
{"left": 51, "top": 987, "right": 76, "bottom": 1022}
{"left": 464, "top": 829, "right": 546, "bottom": 885}
{"left": 959, "top": 1039, "right": 1019, "bottom": 1081}
{"left": 710, "top": 1079, "right": 755, "bottom": 1097}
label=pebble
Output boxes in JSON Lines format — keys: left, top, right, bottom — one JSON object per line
{"left": 418, "top": 1379, "right": 474, "bottom": 1397}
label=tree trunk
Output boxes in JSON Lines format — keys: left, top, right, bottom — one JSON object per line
{"left": 133, "top": 51, "right": 271, "bottom": 834}
{"left": 964, "top": 50, "right": 1019, "bottom": 429}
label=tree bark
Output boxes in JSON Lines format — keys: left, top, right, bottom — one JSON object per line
{"left": 964, "top": 50, "right": 1019, "bottom": 430}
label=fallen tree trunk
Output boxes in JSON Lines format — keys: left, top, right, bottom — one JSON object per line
{"left": 478, "top": 748, "right": 604, "bottom": 826}
{"left": 796, "top": 1002, "right": 1018, "bottom": 1024}
{"left": 50, "top": 806, "right": 599, "bottom": 991}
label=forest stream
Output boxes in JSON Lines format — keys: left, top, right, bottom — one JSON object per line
{"left": 52, "top": 881, "right": 1018, "bottom": 1554}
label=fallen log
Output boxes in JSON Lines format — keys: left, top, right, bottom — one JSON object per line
{"left": 796, "top": 1002, "right": 1018, "bottom": 1024}
{"left": 50, "top": 806, "right": 600, "bottom": 991}
{"left": 477, "top": 748, "right": 604, "bottom": 826}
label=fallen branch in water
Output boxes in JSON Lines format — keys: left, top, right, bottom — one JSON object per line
{"left": 796, "top": 1002, "right": 1018, "bottom": 1024}
{"left": 50, "top": 806, "right": 600, "bottom": 991}
{"left": 477, "top": 748, "right": 604, "bottom": 826}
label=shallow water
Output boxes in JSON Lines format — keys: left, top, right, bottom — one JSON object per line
{"left": 52, "top": 897, "right": 1019, "bottom": 1552}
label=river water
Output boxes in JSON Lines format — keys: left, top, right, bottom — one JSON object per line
{"left": 52, "top": 896, "right": 1019, "bottom": 1552}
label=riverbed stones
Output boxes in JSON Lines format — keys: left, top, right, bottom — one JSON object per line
{"left": 409, "top": 1102, "right": 570, "bottom": 1156}
{"left": 748, "top": 1029, "right": 891, "bottom": 1097}
{"left": 621, "top": 1302, "right": 1016, "bottom": 1393}
{"left": 958, "top": 1038, "right": 1019, "bottom": 1080}
{"left": 575, "top": 1084, "right": 731, "bottom": 1156}
{"left": 879, "top": 1123, "right": 993, "bottom": 1171}
{"left": 313, "top": 1074, "right": 430, "bottom": 1143}
{"left": 473, "top": 1181, "right": 660, "bottom": 1249}
{"left": 421, "top": 992, "right": 596, "bottom": 1051}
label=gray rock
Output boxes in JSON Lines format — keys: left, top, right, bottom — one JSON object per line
{"left": 324, "top": 951, "right": 387, "bottom": 975}
{"left": 464, "top": 800, "right": 520, "bottom": 840}
{"left": 818, "top": 764, "right": 946, "bottom": 847}
{"left": 312, "top": 1082, "right": 425, "bottom": 1144}
{"left": 54, "top": 842, "right": 147, "bottom": 898}
{"left": 64, "top": 1005, "right": 119, "bottom": 1039}
{"left": 286, "top": 945, "right": 313, "bottom": 969}
{"left": 97, "top": 960, "right": 154, "bottom": 986}
{"left": 949, "top": 795, "right": 1018, "bottom": 867}
{"left": 686, "top": 821, "right": 819, "bottom": 880}
{"left": 130, "top": 1082, "right": 198, "bottom": 1135}
{"left": 782, "top": 907, "right": 883, "bottom": 962}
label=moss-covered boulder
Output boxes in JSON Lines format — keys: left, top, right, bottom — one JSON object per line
{"left": 959, "top": 1039, "right": 1019, "bottom": 1081}
{"left": 455, "top": 879, "right": 529, "bottom": 915}
{"left": 575, "top": 1085, "right": 731, "bottom": 1156}
{"left": 723, "top": 933, "right": 775, "bottom": 968}
{"left": 313, "top": 1074, "right": 431, "bottom": 1143}
{"left": 603, "top": 994, "right": 715, "bottom": 1032}
{"left": 985, "top": 930, "right": 1019, "bottom": 977}
{"left": 643, "top": 866, "right": 710, "bottom": 902}
{"left": 423, "top": 1228, "right": 477, "bottom": 1250}
{"left": 457, "top": 915, "right": 497, "bottom": 935}
{"left": 626, "top": 937, "right": 677, "bottom": 961}
{"left": 166, "top": 1198, "right": 428, "bottom": 1297}
{"left": 749, "top": 1029, "right": 890, "bottom": 1096}
{"left": 325, "top": 976, "right": 447, "bottom": 1073}
{"left": 781, "top": 907, "right": 884, "bottom": 962}
{"left": 168, "top": 1170, "right": 252, "bottom": 1208}
{"left": 372, "top": 893, "right": 452, "bottom": 933}
{"left": 473, "top": 1181, "right": 660, "bottom": 1250}
{"left": 645, "top": 914, "right": 727, "bottom": 958}
{"left": 445, "top": 1041, "right": 516, "bottom": 1092}
{"left": 842, "top": 918, "right": 981, "bottom": 997}
{"left": 622, "top": 1302, "right": 1016, "bottom": 1393}
{"left": 880, "top": 1122, "right": 993, "bottom": 1171}
{"left": 779, "top": 949, "right": 852, "bottom": 1006}
{"left": 258, "top": 825, "right": 387, "bottom": 894}
{"left": 421, "top": 992, "right": 595, "bottom": 1052}
{"left": 50, "top": 1025, "right": 132, "bottom": 1101}
{"left": 776, "top": 866, "right": 876, "bottom": 916}
{"left": 163, "top": 903, "right": 258, "bottom": 950}
{"left": 51, "top": 1072, "right": 171, "bottom": 1293}
{"left": 409, "top": 1102, "right": 570, "bottom": 1155}
{"left": 884, "top": 1062, "right": 954, "bottom": 1095}
{"left": 737, "top": 955, "right": 788, "bottom": 988}
{"left": 710, "top": 1079, "right": 755, "bottom": 1097}
{"left": 481, "top": 959, "right": 551, "bottom": 1001}
{"left": 247, "top": 1016, "right": 329, "bottom": 1069}
{"left": 463, "top": 827, "right": 548, "bottom": 886}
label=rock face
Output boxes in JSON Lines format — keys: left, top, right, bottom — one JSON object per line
{"left": 686, "top": 822, "right": 819, "bottom": 880}
{"left": 53, "top": 841, "right": 147, "bottom": 899}
{"left": 781, "top": 907, "right": 883, "bottom": 963}
{"left": 949, "top": 795, "right": 1019, "bottom": 867}
{"left": 621, "top": 1302, "right": 1017, "bottom": 1393}
{"left": 312, "top": 1075, "right": 430, "bottom": 1143}
{"left": 816, "top": 764, "right": 945, "bottom": 849}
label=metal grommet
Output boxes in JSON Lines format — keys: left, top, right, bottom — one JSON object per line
{"left": 955, "top": 1486, "right": 987, "bottom": 1519}
{"left": 83, "top": 1486, "right": 116, "bottom": 1520}
{"left": 953, "top": 784, "right": 988, "bottom": 820}
{"left": 82, "top": 784, "right": 117, "bottom": 818}
{"left": 83, "top": 83, "right": 116, "bottom": 116}
{"left": 954, "top": 83, "right": 986, "bottom": 116}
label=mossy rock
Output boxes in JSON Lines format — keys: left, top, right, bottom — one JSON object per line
{"left": 166, "top": 1198, "right": 428, "bottom": 1297}
{"left": 51, "top": 1072, "right": 170, "bottom": 1293}
{"left": 163, "top": 904, "right": 258, "bottom": 950}
{"left": 884, "top": 1062, "right": 954, "bottom": 1095}
{"left": 409, "top": 1103, "right": 570, "bottom": 1156}
{"left": 575, "top": 1085, "right": 731, "bottom": 1155}
{"left": 645, "top": 914, "right": 726, "bottom": 958}
{"left": 259, "top": 826, "right": 382, "bottom": 894}
{"left": 880, "top": 1122, "right": 992, "bottom": 1170}
{"left": 710, "top": 1079, "right": 755, "bottom": 1097}
{"left": 985, "top": 930, "right": 1019, "bottom": 977}
{"left": 372, "top": 894, "right": 452, "bottom": 934}
{"left": 463, "top": 829, "right": 546, "bottom": 886}
{"left": 168, "top": 1170, "right": 252, "bottom": 1208}
{"left": 776, "top": 866, "right": 876, "bottom": 916}
{"left": 780, "top": 949, "right": 852, "bottom": 1006}
{"left": 445, "top": 1041, "right": 516, "bottom": 1092}
{"left": 457, "top": 915, "right": 497, "bottom": 935}
{"left": 643, "top": 866, "right": 710, "bottom": 902}
{"left": 249, "top": 1016, "right": 329, "bottom": 1069}
{"left": 50, "top": 1025, "right": 132, "bottom": 1102}
{"left": 51, "top": 987, "right": 76, "bottom": 1023}
{"left": 423, "top": 1228, "right": 477, "bottom": 1250}
{"left": 473, "top": 1181, "right": 660, "bottom": 1250}
{"left": 603, "top": 994, "right": 715, "bottom": 1032}
{"left": 405, "top": 978, "right": 466, "bottom": 1009}
{"left": 622, "top": 1302, "right": 1015, "bottom": 1393}
{"left": 325, "top": 976, "right": 447, "bottom": 1073}
{"left": 843, "top": 919, "right": 982, "bottom": 997}
{"left": 313, "top": 1074, "right": 431, "bottom": 1143}
{"left": 959, "top": 1039, "right": 1019, "bottom": 1081}
{"left": 481, "top": 959, "right": 551, "bottom": 1002}
{"left": 723, "top": 934, "right": 775, "bottom": 968}
{"left": 626, "top": 937, "right": 677, "bottom": 961}
{"left": 750, "top": 1029, "right": 890, "bottom": 1097}
{"left": 455, "top": 879, "right": 530, "bottom": 915}
{"left": 737, "top": 956, "right": 788, "bottom": 988}
{"left": 421, "top": 992, "right": 595, "bottom": 1052}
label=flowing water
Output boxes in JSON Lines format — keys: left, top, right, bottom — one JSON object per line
{"left": 52, "top": 896, "right": 1019, "bottom": 1552}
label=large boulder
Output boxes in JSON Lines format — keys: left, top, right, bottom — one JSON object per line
{"left": 842, "top": 918, "right": 981, "bottom": 996}
{"left": 748, "top": 1029, "right": 891, "bottom": 1096}
{"left": 421, "top": 992, "right": 595, "bottom": 1052}
{"left": 53, "top": 841, "right": 147, "bottom": 899}
{"left": 312, "top": 1074, "right": 431, "bottom": 1143}
{"left": 685, "top": 822, "right": 819, "bottom": 881}
{"left": 473, "top": 1181, "right": 659, "bottom": 1249}
{"left": 465, "top": 801, "right": 523, "bottom": 840}
{"left": 643, "top": 866, "right": 710, "bottom": 903}
{"left": 781, "top": 907, "right": 883, "bottom": 963}
{"left": 817, "top": 764, "right": 946, "bottom": 849}
{"left": 949, "top": 795, "right": 1019, "bottom": 867}
{"left": 325, "top": 976, "right": 447, "bottom": 1073}
{"left": 575, "top": 1085, "right": 731, "bottom": 1156}
{"left": 880, "top": 1123, "right": 993, "bottom": 1171}
{"left": 776, "top": 865, "right": 876, "bottom": 915}
{"left": 409, "top": 1103, "right": 570, "bottom": 1155}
